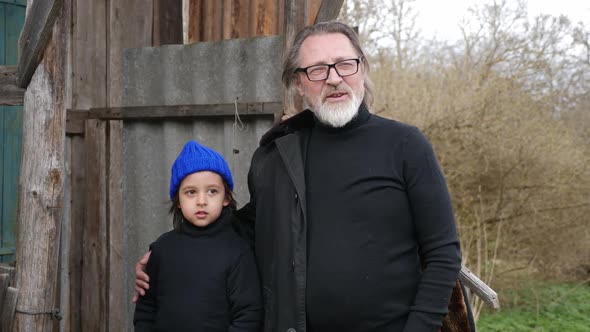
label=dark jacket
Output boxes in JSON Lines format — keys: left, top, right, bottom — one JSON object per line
{"left": 234, "top": 108, "right": 475, "bottom": 332}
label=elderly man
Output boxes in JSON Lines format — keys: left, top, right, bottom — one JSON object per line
{"left": 135, "top": 21, "right": 470, "bottom": 332}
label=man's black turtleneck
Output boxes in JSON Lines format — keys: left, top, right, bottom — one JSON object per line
{"left": 304, "top": 105, "right": 461, "bottom": 331}
{"left": 134, "top": 208, "right": 262, "bottom": 331}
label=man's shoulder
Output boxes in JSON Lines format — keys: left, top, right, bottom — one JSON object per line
{"left": 370, "top": 112, "right": 416, "bottom": 129}
{"left": 259, "top": 109, "right": 315, "bottom": 147}
{"left": 368, "top": 112, "right": 422, "bottom": 139}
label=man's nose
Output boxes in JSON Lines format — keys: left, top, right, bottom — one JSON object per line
{"left": 325, "top": 66, "right": 342, "bottom": 85}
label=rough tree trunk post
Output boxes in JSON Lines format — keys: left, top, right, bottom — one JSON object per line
{"left": 13, "top": 0, "right": 69, "bottom": 331}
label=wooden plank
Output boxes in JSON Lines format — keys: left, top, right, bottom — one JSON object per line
{"left": 313, "top": 0, "right": 344, "bottom": 23}
{"left": 459, "top": 266, "right": 500, "bottom": 309}
{"left": 187, "top": 0, "right": 203, "bottom": 43}
{"left": 16, "top": 0, "right": 64, "bottom": 87}
{"left": 67, "top": 102, "right": 281, "bottom": 121}
{"left": 59, "top": 138, "right": 71, "bottom": 332}
{"left": 203, "top": 0, "right": 222, "bottom": 41}
{"left": 81, "top": 120, "right": 107, "bottom": 332}
{"left": 259, "top": 0, "right": 278, "bottom": 36}
{"left": 13, "top": 1, "right": 68, "bottom": 330}
{"left": 0, "top": 273, "right": 8, "bottom": 305}
{"left": 108, "top": 1, "right": 152, "bottom": 330}
{"left": 0, "top": 84, "right": 25, "bottom": 105}
{"left": 0, "top": 0, "right": 26, "bottom": 5}
{"left": 307, "top": 0, "right": 321, "bottom": 25}
{"left": 277, "top": 0, "right": 285, "bottom": 35}
{"left": 0, "top": 66, "right": 25, "bottom": 105}
{"left": 222, "top": 0, "right": 232, "bottom": 39}
{"left": 73, "top": 0, "right": 107, "bottom": 329}
{"left": 0, "top": 66, "right": 19, "bottom": 83}
{"left": 0, "top": 264, "right": 15, "bottom": 283}
{"left": 232, "top": 0, "right": 249, "bottom": 38}
{"left": 1, "top": 286, "right": 18, "bottom": 332}
{"left": 66, "top": 136, "right": 84, "bottom": 331}
{"left": 282, "top": 0, "right": 307, "bottom": 119}
{"left": 107, "top": 120, "right": 124, "bottom": 330}
{"left": 250, "top": 0, "right": 260, "bottom": 36}
{"left": 152, "top": 0, "right": 182, "bottom": 46}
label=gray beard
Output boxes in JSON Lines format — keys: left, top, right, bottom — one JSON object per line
{"left": 307, "top": 92, "right": 361, "bottom": 128}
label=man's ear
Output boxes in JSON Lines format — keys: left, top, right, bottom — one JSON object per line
{"left": 295, "top": 75, "right": 305, "bottom": 96}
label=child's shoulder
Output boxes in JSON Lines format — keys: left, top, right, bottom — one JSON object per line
{"left": 150, "top": 229, "right": 180, "bottom": 249}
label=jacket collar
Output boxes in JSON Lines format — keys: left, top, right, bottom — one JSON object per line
{"left": 260, "top": 109, "right": 315, "bottom": 147}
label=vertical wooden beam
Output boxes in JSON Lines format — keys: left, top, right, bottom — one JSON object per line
{"left": 108, "top": 1, "right": 152, "bottom": 330}
{"left": 260, "top": 0, "right": 278, "bottom": 36}
{"left": 232, "top": 0, "right": 249, "bottom": 38}
{"left": 222, "top": 0, "right": 232, "bottom": 39}
{"left": 13, "top": 0, "right": 69, "bottom": 330}
{"left": 203, "top": 0, "right": 222, "bottom": 41}
{"left": 281, "top": 0, "right": 307, "bottom": 119}
{"left": 62, "top": 136, "right": 86, "bottom": 332}
{"left": 73, "top": 0, "right": 107, "bottom": 329}
{"left": 152, "top": 0, "right": 182, "bottom": 46}
{"left": 81, "top": 119, "right": 107, "bottom": 332}
{"left": 277, "top": 0, "right": 285, "bottom": 36}
{"left": 283, "top": 0, "right": 306, "bottom": 49}
{"left": 16, "top": 0, "right": 64, "bottom": 87}
{"left": 188, "top": 0, "right": 202, "bottom": 43}
{"left": 307, "top": 0, "right": 321, "bottom": 25}
{"left": 1, "top": 287, "right": 19, "bottom": 332}
{"left": 313, "top": 0, "right": 344, "bottom": 23}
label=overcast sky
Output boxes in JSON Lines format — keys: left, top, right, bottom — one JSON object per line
{"left": 413, "top": 0, "right": 590, "bottom": 41}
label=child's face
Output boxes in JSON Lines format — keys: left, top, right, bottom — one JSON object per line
{"left": 177, "top": 171, "right": 230, "bottom": 227}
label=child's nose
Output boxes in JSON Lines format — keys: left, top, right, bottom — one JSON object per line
{"left": 196, "top": 194, "right": 206, "bottom": 205}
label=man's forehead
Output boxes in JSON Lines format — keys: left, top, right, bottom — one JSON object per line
{"left": 298, "top": 33, "right": 357, "bottom": 64}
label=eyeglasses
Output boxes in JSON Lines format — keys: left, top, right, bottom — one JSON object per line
{"left": 295, "top": 57, "right": 362, "bottom": 81}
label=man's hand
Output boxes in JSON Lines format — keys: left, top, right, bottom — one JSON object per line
{"left": 132, "top": 251, "right": 151, "bottom": 303}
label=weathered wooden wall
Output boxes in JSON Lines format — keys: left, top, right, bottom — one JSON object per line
{"left": 14, "top": 0, "right": 339, "bottom": 331}
{"left": 65, "top": 1, "right": 153, "bottom": 331}
{"left": 187, "top": 0, "right": 323, "bottom": 42}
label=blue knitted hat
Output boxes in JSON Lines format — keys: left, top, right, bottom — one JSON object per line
{"left": 169, "top": 140, "right": 234, "bottom": 199}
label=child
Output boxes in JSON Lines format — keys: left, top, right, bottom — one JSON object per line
{"left": 133, "top": 140, "right": 262, "bottom": 332}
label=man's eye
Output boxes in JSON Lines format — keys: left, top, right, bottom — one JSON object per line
{"left": 308, "top": 66, "right": 326, "bottom": 75}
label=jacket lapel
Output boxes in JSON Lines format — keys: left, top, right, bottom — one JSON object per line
{"left": 275, "top": 132, "right": 307, "bottom": 217}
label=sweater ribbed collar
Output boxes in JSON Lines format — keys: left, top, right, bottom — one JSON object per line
{"left": 179, "top": 207, "right": 232, "bottom": 237}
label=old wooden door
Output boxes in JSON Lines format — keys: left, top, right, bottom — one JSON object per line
{"left": 0, "top": 0, "right": 25, "bottom": 263}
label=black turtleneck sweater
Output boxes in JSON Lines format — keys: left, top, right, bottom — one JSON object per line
{"left": 134, "top": 208, "right": 262, "bottom": 332}
{"left": 305, "top": 106, "right": 461, "bottom": 331}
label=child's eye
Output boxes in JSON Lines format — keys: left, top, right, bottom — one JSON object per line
{"left": 207, "top": 189, "right": 218, "bottom": 195}
{"left": 184, "top": 189, "right": 196, "bottom": 196}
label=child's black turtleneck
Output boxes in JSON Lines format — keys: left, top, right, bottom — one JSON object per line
{"left": 134, "top": 208, "right": 262, "bottom": 331}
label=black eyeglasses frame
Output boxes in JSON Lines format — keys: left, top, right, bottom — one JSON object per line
{"left": 294, "top": 57, "right": 363, "bottom": 81}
